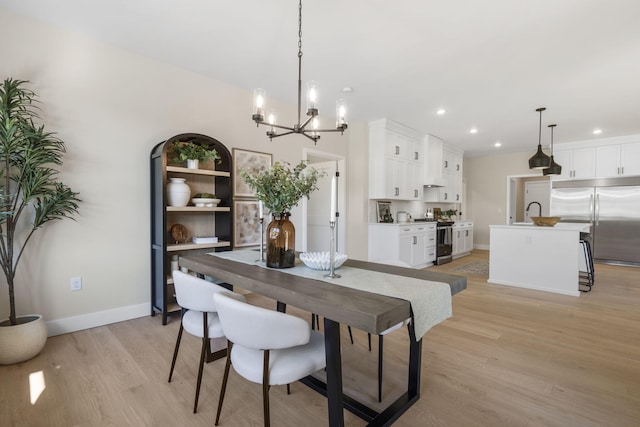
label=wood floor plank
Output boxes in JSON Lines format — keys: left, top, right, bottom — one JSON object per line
{"left": 2, "top": 250, "right": 639, "bottom": 426}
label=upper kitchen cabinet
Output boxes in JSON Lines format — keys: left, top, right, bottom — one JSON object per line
{"left": 369, "top": 119, "right": 424, "bottom": 200}
{"left": 553, "top": 147, "right": 595, "bottom": 179}
{"left": 595, "top": 141, "right": 640, "bottom": 177}
{"left": 443, "top": 147, "right": 463, "bottom": 176}
{"left": 424, "top": 144, "right": 463, "bottom": 203}
{"left": 552, "top": 137, "right": 640, "bottom": 181}
{"left": 424, "top": 135, "right": 448, "bottom": 187}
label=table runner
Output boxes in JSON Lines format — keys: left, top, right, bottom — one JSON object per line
{"left": 210, "top": 250, "right": 452, "bottom": 341}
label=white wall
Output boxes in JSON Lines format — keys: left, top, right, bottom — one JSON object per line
{"left": 464, "top": 151, "right": 534, "bottom": 248}
{"left": 0, "top": 8, "right": 347, "bottom": 333}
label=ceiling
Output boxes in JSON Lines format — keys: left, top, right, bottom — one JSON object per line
{"left": 2, "top": 0, "right": 640, "bottom": 156}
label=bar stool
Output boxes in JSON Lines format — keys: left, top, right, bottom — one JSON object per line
{"left": 579, "top": 237, "right": 594, "bottom": 291}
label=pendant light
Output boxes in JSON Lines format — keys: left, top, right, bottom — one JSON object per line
{"left": 251, "top": 0, "right": 348, "bottom": 144}
{"left": 543, "top": 124, "right": 562, "bottom": 176}
{"left": 528, "top": 107, "right": 551, "bottom": 169}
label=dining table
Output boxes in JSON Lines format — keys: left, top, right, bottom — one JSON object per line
{"left": 179, "top": 250, "right": 466, "bottom": 426}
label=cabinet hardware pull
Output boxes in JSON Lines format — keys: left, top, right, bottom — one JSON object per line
{"left": 444, "top": 160, "right": 448, "bottom": 168}
{"left": 414, "top": 151, "right": 418, "bottom": 160}
{"left": 395, "top": 187, "right": 399, "bottom": 196}
{"left": 395, "top": 145, "right": 399, "bottom": 155}
{"left": 413, "top": 236, "right": 417, "bottom": 245}
{"left": 414, "top": 189, "right": 418, "bottom": 197}
{"left": 621, "top": 166, "right": 624, "bottom": 175}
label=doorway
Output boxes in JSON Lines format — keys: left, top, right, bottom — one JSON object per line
{"left": 302, "top": 150, "right": 346, "bottom": 252}
{"left": 524, "top": 181, "right": 551, "bottom": 222}
{"left": 506, "top": 175, "right": 550, "bottom": 223}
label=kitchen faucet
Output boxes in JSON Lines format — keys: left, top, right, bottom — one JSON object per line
{"left": 526, "top": 201, "right": 542, "bottom": 217}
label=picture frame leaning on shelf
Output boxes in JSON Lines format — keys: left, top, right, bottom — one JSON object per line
{"left": 232, "top": 148, "right": 272, "bottom": 248}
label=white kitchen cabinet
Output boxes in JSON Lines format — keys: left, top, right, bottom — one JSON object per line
{"left": 369, "top": 119, "right": 424, "bottom": 200}
{"left": 452, "top": 221, "right": 473, "bottom": 258}
{"left": 424, "top": 135, "right": 447, "bottom": 187}
{"left": 622, "top": 142, "right": 640, "bottom": 176}
{"left": 444, "top": 148, "right": 463, "bottom": 176}
{"left": 368, "top": 223, "right": 432, "bottom": 268}
{"left": 425, "top": 223, "right": 437, "bottom": 263}
{"left": 595, "top": 141, "right": 640, "bottom": 177}
{"left": 399, "top": 226, "right": 427, "bottom": 267}
{"left": 553, "top": 147, "right": 596, "bottom": 179}
{"left": 424, "top": 144, "right": 463, "bottom": 203}
{"left": 463, "top": 223, "right": 474, "bottom": 253}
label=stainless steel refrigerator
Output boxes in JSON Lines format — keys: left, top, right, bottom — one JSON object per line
{"left": 551, "top": 177, "right": 640, "bottom": 265}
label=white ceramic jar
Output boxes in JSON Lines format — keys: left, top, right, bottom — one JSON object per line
{"left": 166, "top": 178, "right": 191, "bottom": 207}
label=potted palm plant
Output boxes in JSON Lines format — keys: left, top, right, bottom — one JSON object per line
{"left": 0, "top": 78, "right": 81, "bottom": 365}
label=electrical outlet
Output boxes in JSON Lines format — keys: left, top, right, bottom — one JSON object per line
{"left": 70, "top": 276, "right": 82, "bottom": 291}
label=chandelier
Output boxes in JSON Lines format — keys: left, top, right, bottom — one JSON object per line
{"left": 251, "top": 0, "right": 348, "bottom": 144}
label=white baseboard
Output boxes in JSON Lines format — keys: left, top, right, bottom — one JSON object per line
{"left": 474, "top": 244, "right": 490, "bottom": 250}
{"left": 46, "top": 303, "right": 149, "bottom": 337}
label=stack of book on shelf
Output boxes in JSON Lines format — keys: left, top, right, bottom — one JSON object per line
{"left": 192, "top": 236, "right": 218, "bottom": 244}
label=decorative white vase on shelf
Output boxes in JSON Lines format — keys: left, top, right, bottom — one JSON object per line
{"left": 166, "top": 178, "right": 191, "bottom": 207}
{"left": 186, "top": 159, "right": 199, "bottom": 169}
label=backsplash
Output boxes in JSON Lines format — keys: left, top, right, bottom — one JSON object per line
{"left": 368, "top": 199, "right": 462, "bottom": 223}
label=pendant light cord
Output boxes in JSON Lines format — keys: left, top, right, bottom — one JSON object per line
{"left": 535, "top": 107, "right": 546, "bottom": 147}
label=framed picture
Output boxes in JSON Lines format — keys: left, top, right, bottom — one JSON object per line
{"left": 234, "top": 200, "right": 268, "bottom": 247}
{"left": 376, "top": 201, "right": 392, "bottom": 223}
{"left": 233, "top": 149, "right": 272, "bottom": 198}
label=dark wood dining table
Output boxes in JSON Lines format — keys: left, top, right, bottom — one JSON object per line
{"left": 179, "top": 253, "right": 466, "bottom": 426}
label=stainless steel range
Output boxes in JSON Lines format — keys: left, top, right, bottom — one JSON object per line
{"left": 436, "top": 221, "right": 454, "bottom": 265}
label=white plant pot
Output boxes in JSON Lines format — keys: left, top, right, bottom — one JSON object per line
{"left": 166, "top": 178, "right": 191, "bottom": 207}
{"left": 0, "top": 314, "right": 48, "bottom": 365}
{"left": 186, "top": 159, "right": 199, "bottom": 169}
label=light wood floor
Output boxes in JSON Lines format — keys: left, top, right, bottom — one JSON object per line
{"left": 2, "top": 250, "right": 639, "bottom": 426}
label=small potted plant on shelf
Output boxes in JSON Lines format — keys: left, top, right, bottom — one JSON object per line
{"left": 241, "top": 161, "right": 324, "bottom": 268}
{"left": 0, "top": 78, "right": 81, "bottom": 365}
{"left": 171, "top": 140, "right": 221, "bottom": 169}
{"left": 442, "top": 209, "right": 459, "bottom": 220}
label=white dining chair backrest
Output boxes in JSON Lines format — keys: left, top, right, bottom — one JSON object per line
{"left": 173, "top": 270, "right": 230, "bottom": 313}
{"left": 213, "top": 292, "right": 310, "bottom": 350}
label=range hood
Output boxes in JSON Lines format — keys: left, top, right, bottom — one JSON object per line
{"left": 423, "top": 175, "right": 448, "bottom": 188}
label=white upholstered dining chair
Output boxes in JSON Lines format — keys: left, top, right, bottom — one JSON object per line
{"left": 213, "top": 292, "right": 326, "bottom": 427}
{"left": 168, "top": 270, "right": 245, "bottom": 413}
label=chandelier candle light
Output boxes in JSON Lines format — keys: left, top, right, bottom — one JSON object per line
{"left": 325, "top": 175, "right": 340, "bottom": 279}
{"left": 251, "top": 0, "right": 348, "bottom": 144}
{"left": 255, "top": 201, "right": 265, "bottom": 262}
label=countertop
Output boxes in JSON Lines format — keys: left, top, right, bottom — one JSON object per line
{"left": 490, "top": 222, "right": 590, "bottom": 232}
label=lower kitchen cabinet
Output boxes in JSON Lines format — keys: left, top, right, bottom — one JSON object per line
{"left": 452, "top": 221, "right": 473, "bottom": 258}
{"left": 369, "top": 223, "right": 436, "bottom": 268}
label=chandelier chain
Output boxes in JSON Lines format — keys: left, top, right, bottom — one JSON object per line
{"left": 298, "top": 0, "right": 303, "bottom": 58}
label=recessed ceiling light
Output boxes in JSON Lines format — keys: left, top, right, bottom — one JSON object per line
{"left": 436, "top": 109, "right": 446, "bottom": 115}
{"left": 341, "top": 87, "right": 353, "bottom": 93}
{"left": 494, "top": 142, "right": 502, "bottom": 147}
{"left": 593, "top": 128, "right": 602, "bottom": 135}
{"left": 470, "top": 128, "right": 478, "bottom": 134}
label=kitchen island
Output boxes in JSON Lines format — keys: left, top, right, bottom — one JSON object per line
{"left": 488, "top": 223, "right": 590, "bottom": 296}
